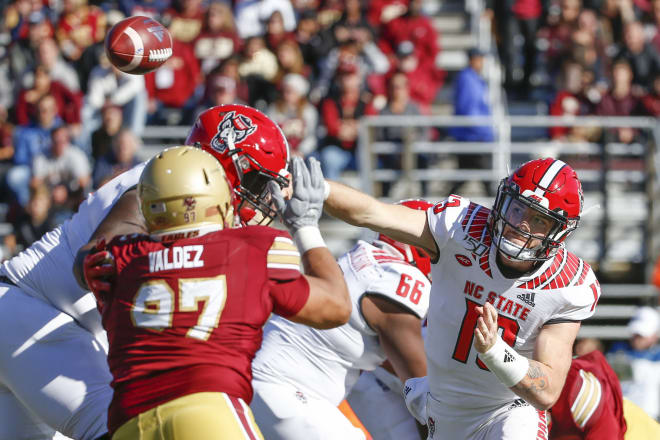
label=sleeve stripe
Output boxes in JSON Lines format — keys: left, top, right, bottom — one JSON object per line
{"left": 571, "top": 370, "right": 602, "bottom": 428}
{"left": 268, "top": 249, "right": 300, "bottom": 257}
{"left": 267, "top": 254, "right": 302, "bottom": 265}
{"left": 270, "top": 237, "right": 297, "bottom": 251}
{"left": 267, "top": 262, "right": 302, "bottom": 272}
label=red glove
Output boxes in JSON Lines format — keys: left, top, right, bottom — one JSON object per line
{"left": 83, "top": 239, "right": 116, "bottom": 307}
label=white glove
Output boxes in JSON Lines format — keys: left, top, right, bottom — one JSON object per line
{"left": 403, "top": 376, "right": 429, "bottom": 425}
{"left": 268, "top": 156, "right": 325, "bottom": 233}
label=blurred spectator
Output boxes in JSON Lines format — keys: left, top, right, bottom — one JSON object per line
{"left": 234, "top": 0, "right": 297, "bottom": 39}
{"left": 449, "top": 48, "right": 494, "bottom": 142}
{"left": 117, "top": 0, "right": 170, "bottom": 19}
{"left": 549, "top": 60, "right": 599, "bottom": 141}
{"left": 55, "top": 0, "right": 106, "bottom": 62}
{"left": 196, "top": 74, "right": 246, "bottom": 118}
{"left": 32, "top": 124, "right": 91, "bottom": 202}
{"left": 316, "top": 0, "right": 343, "bottom": 29}
{"left": 389, "top": 40, "right": 443, "bottom": 114}
{"left": 295, "top": 9, "right": 334, "bottom": 79}
{"left": 90, "top": 102, "right": 123, "bottom": 161}
{"left": 331, "top": 0, "right": 373, "bottom": 47}
{"left": 162, "top": 0, "right": 205, "bottom": 44}
{"left": 600, "top": 0, "right": 636, "bottom": 50}
{"left": 312, "top": 35, "right": 389, "bottom": 104}
{"left": 569, "top": 9, "right": 610, "bottom": 89}
{"left": 273, "top": 38, "right": 310, "bottom": 84}
{"left": 9, "top": 94, "right": 62, "bottom": 206}
{"left": 607, "top": 306, "right": 660, "bottom": 421}
{"left": 367, "top": 0, "right": 408, "bottom": 29}
{"left": 379, "top": 0, "right": 439, "bottom": 74}
{"left": 265, "top": 10, "right": 296, "bottom": 51}
{"left": 5, "top": 0, "right": 54, "bottom": 43}
{"left": 0, "top": 106, "right": 15, "bottom": 199}
{"left": 373, "top": 71, "right": 429, "bottom": 196}
{"left": 641, "top": 71, "right": 660, "bottom": 115}
{"left": 145, "top": 39, "right": 201, "bottom": 125}
{"left": 317, "top": 61, "right": 375, "bottom": 180}
{"left": 537, "top": 0, "right": 582, "bottom": 79}
{"left": 239, "top": 36, "right": 279, "bottom": 82}
{"left": 84, "top": 55, "right": 147, "bottom": 143}
{"left": 92, "top": 128, "right": 141, "bottom": 188}
{"left": 75, "top": 36, "right": 107, "bottom": 95}
{"left": 7, "top": 183, "right": 57, "bottom": 255}
{"left": 208, "top": 56, "right": 251, "bottom": 104}
{"left": 15, "top": 64, "right": 82, "bottom": 127}
{"left": 32, "top": 37, "right": 80, "bottom": 92}
{"left": 193, "top": 0, "right": 242, "bottom": 75}
{"left": 8, "top": 11, "right": 54, "bottom": 89}
{"left": 448, "top": 48, "right": 494, "bottom": 196}
{"left": 267, "top": 73, "right": 318, "bottom": 157}
{"left": 238, "top": 36, "right": 280, "bottom": 107}
{"left": 616, "top": 20, "right": 660, "bottom": 91}
{"left": 596, "top": 59, "right": 642, "bottom": 143}
{"left": 488, "top": 0, "right": 542, "bottom": 93}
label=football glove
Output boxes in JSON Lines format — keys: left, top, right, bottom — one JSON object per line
{"left": 403, "top": 376, "right": 430, "bottom": 425}
{"left": 268, "top": 156, "right": 325, "bottom": 233}
{"left": 83, "top": 239, "right": 116, "bottom": 306}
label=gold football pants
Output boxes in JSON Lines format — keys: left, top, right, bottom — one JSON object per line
{"left": 112, "top": 392, "right": 264, "bottom": 440}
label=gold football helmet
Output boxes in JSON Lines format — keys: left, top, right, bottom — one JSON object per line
{"left": 138, "top": 146, "right": 235, "bottom": 239}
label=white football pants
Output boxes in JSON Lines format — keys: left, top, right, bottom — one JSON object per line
{"left": 0, "top": 283, "right": 112, "bottom": 440}
{"left": 251, "top": 379, "right": 366, "bottom": 440}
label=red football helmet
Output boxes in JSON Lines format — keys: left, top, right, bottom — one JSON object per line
{"left": 186, "top": 104, "right": 290, "bottom": 225}
{"left": 376, "top": 199, "right": 434, "bottom": 280}
{"left": 490, "top": 158, "right": 583, "bottom": 261}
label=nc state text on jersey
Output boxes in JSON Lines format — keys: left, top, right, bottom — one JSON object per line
{"left": 149, "top": 245, "right": 204, "bottom": 272}
{"left": 463, "top": 280, "right": 532, "bottom": 320}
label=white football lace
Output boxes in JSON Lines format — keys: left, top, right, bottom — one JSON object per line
{"left": 148, "top": 48, "right": 172, "bottom": 62}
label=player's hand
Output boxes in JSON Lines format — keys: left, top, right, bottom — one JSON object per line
{"left": 83, "top": 239, "right": 116, "bottom": 301}
{"left": 474, "top": 302, "right": 499, "bottom": 353}
{"left": 268, "top": 156, "right": 325, "bottom": 232}
{"left": 403, "top": 376, "right": 429, "bottom": 425}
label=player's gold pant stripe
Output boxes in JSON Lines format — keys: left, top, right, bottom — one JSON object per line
{"left": 112, "top": 392, "right": 264, "bottom": 440}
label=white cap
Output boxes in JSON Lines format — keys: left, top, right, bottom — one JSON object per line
{"left": 628, "top": 307, "right": 660, "bottom": 337}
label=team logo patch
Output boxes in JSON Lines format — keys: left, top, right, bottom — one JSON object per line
{"left": 517, "top": 291, "right": 536, "bottom": 307}
{"left": 455, "top": 254, "right": 472, "bottom": 267}
{"left": 210, "top": 111, "right": 257, "bottom": 154}
{"left": 183, "top": 197, "right": 196, "bottom": 211}
{"left": 428, "top": 417, "right": 435, "bottom": 438}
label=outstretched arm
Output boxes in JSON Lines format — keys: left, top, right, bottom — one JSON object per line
{"left": 73, "top": 188, "right": 147, "bottom": 290}
{"left": 323, "top": 181, "right": 438, "bottom": 259}
{"left": 474, "top": 302, "right": 578, "bottom": 410}
{"left": 270, "top": 157, "right": 351, "bottom": 329}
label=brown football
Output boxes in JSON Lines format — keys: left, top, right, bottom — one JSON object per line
{"left": 104, "top": 16, "right": 173, "bottom": 75}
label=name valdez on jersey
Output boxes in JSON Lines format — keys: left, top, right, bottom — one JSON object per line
{"left": 148, "top": 245, "right": 204, "bottom": 272}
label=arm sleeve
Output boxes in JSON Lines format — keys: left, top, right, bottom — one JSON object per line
{"left": 269, "top": 275, "right": 310, "bottom": 318}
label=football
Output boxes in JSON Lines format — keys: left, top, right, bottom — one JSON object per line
{"left": 104, "top": 16, "right": 173, "bottom": 75}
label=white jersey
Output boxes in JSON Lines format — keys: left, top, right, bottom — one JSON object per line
{"left": 425, "top": 196, "right": 601, "bottom": 410}
{"left": 252, "top": 240, "right": 430, "bottom": 405}
{"left": 1, "top": 162, "right": 146, "bottom": 336}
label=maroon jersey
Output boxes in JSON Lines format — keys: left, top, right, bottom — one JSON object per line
{"left": 550, "top": 350, "right": 627, "bottom": 439}
{"left": 102, "top": 226, "right": 310, "bottom": 434}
